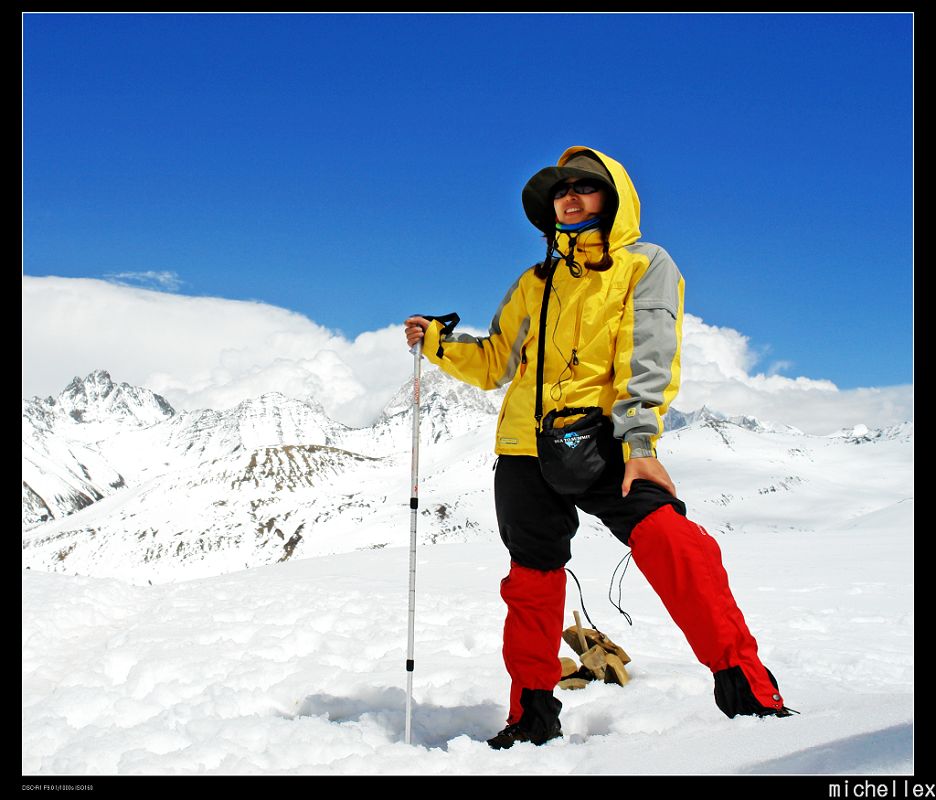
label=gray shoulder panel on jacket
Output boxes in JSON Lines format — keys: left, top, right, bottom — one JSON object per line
{"left": 624, "top": 242, "right": 682, "bottom": 317}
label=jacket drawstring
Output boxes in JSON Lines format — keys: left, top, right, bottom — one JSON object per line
{"left": 554, "top": 233, "right": 583, "bottom": 277}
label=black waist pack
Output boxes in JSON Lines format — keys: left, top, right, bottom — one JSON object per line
{"left": 536, "top": 407, "right": 614, "bottom": 495}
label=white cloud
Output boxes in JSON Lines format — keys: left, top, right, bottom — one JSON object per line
{"left": 766, "top": 359, "right": 794, "bottom": 377}
{"left": 22, "top": 277, "right": 413, "bottom": 428}
{"left": 675, "top": 315, "right": 912, "bottom": 434}
{"left": 102, "top": 270, "right": 184, "bottom": 291}
{"left": 22, "top": 277, "right": 912, "bottom": 434}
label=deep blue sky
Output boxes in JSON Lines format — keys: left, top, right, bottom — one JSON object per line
{"left": 23, "top": 12, "right": 913, "bottom": 389}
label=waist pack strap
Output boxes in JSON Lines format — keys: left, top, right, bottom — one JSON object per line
{"left": 534, "top": 241, "right": 558, "bottom": 434}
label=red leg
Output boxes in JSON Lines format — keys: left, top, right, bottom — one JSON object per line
{"left": 628, "top": 505, "right": 785, "bottom": 715}
{"left": 500, "top": 561, "right": 567, "bottom": 723}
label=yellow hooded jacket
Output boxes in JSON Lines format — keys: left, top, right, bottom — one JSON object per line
{"left": 422, "top": 146, "right": 684, "bottom": 460}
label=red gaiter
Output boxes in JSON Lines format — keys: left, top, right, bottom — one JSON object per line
{"left": 628, "top": 505, "right": 783, "bottom": 711}
{"left": 499, "top": 562, "right": 567, "bottom": 724}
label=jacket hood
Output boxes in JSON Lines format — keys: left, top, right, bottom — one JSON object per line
{"left": 521, "top": 146, "right": 641, "bottom": 248}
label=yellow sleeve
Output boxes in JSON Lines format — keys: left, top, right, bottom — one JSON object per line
{"left": 423, "top": 272, "right": 533, "bottom": 391}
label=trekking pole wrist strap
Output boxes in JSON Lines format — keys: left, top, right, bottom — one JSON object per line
{"left": 415, "top": 312, "right": 460, "bottom": 358}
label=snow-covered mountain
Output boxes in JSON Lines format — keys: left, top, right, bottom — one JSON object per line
{"left": 664, "top": 405, "right": 803, "bottom": 435}
{"left": 21, "top": 369, "right": 502, "bottom": 580}
{"left": 22, "top": 370, "right": 174, "bottom": 526}
{"left": 47, "top": 369, "right": 175, "bottom": 427}
{"left": 22, "top": 369, "right": 914, "bottom": 586}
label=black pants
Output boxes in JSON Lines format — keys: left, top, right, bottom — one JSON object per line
{"left": 494, "top": 452, "right": 687, "bottom": 571}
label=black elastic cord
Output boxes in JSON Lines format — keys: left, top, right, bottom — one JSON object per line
{"left": 554, "top": 232, "right": 583, "bottom": 278}
{"left": 608, "top": 553, "right": 634, "bottom": 626}
{"left": 565, "top": 555, "right": 634, "bottom": 637}
{"left": 547, "top": 280, "right": 572, "bottom": 403}
{"left": 565, "top": 234, "right": 583, "bottom": 277}
{"left": 564, "top": 567, "right": 602, "bottom": 634}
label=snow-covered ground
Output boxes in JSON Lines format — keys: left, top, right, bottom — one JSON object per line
{"left": 22, "top": 495, "right": 913, "bottom": 776}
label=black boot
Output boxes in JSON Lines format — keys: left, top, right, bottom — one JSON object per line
{"left": 487, "top": 688, "right": 563, "bottom": 749}
{"left": 714, "top": 666, "right": 797, "bottom": 718}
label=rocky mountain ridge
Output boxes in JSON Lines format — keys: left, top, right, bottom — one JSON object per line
{"left": 22, "top": 370, "right": 914, "bottom": 584}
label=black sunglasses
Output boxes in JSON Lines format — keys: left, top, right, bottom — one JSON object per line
{"left": 552, "top": 180, "right": 603, "bottom": 200}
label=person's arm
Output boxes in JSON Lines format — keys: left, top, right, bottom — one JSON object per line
{"left": 611, "top": 245, "right": 684, "bottom": 496}
{"left": 404, "top": 272, "right": 532, "bottom": 391}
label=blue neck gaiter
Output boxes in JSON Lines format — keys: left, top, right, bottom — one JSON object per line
{"left": 556, "top": 217, "right": 602, "bottom": 233}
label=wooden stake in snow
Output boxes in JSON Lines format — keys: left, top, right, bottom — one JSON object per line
{"left": 559, "top": 614, "right": 633, "bottom": 688}
{"left": 573, "top": 610, "right": 588, "bottom": 653}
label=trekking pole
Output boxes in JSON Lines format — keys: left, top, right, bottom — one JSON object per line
{"left": 404, "top": 338, "right": 422, "bottom": 745}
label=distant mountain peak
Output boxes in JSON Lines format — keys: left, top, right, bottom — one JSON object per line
{"left": 827, "top": 421, "right": 914, "bottom": 444}
{"left": 666, "top": 405, "right": 803, "bottom": 435}
{"left": 34, "top": 370, "right": 176, "bottom": 427}
{"left": 67, "top": 368, "right": 113, "bottom": 388}
{"left": 378, "top": 367, "right": 503, "bottom": 422}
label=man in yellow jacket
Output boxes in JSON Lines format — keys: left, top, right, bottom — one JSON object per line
{"left": 405, "top": 146, "right": 790, "bottom": 749}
